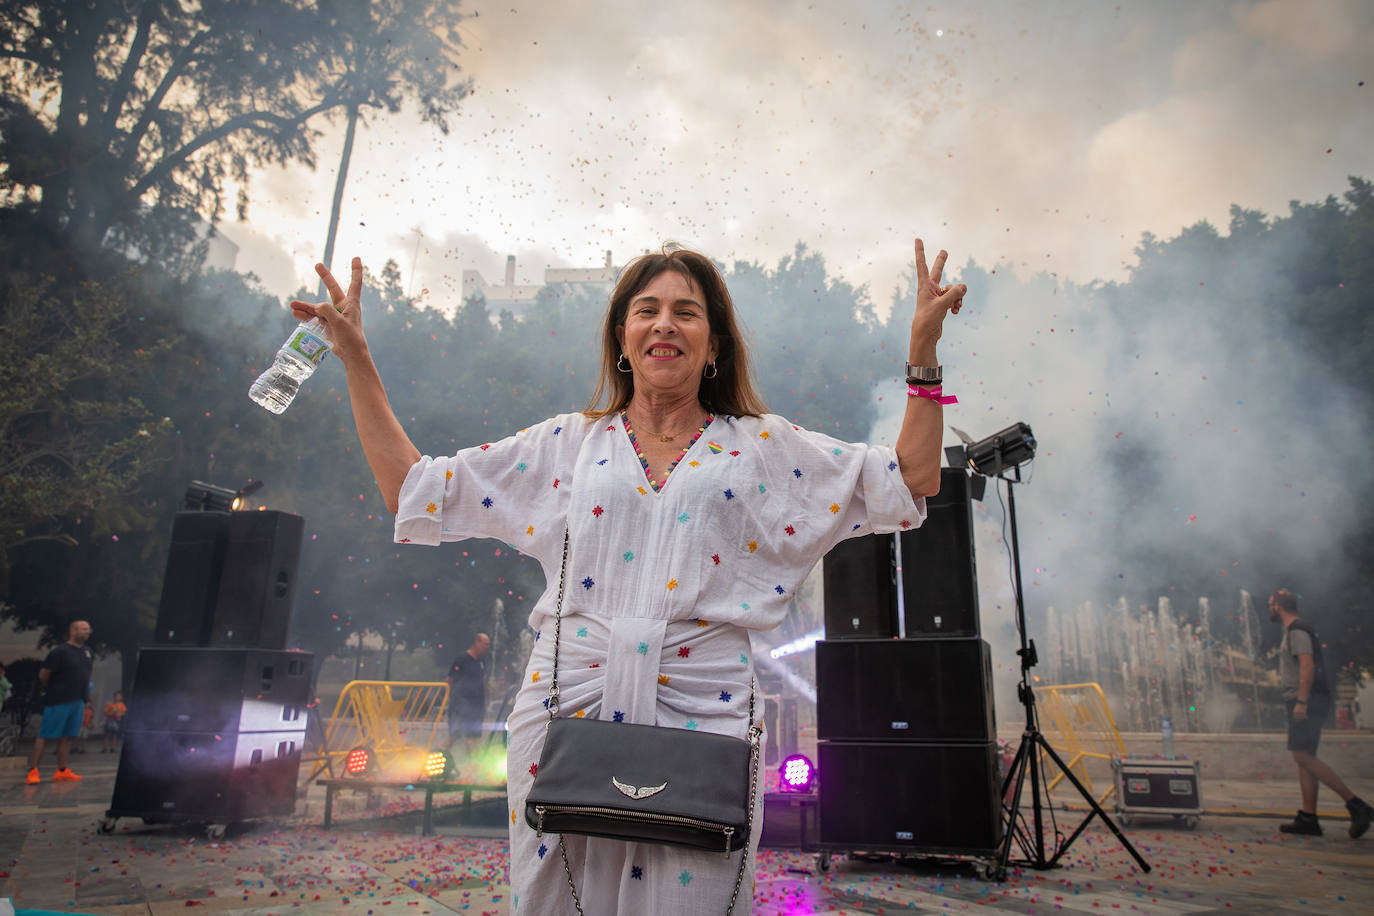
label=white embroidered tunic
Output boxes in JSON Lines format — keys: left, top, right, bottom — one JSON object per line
{"left": 395, "top": 410, "right": 923, "bottom": 914}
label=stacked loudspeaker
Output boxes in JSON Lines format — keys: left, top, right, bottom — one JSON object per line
{"left": 108, "top": 510, "right": 314, "bottom": 830}
{"left": 815, "top": 467, "right": 1002, "bottom": 856}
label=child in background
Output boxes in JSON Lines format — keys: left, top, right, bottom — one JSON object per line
{"left": 103, "top": 691, "right": 127, "bottom": 753}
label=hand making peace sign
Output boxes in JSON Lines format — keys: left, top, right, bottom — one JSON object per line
{"left": 290, "top": 257, "right": 369, "bottom": 364}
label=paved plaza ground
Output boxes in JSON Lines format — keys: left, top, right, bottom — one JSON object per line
{"left": 3, "top": 746, "right": 1372, "bottom": 915}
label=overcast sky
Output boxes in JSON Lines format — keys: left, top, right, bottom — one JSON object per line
{"left": 227, "top": 0, "right": 1373, "bottom": 310}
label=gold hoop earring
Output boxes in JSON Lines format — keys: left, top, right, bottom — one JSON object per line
{"left": 703, "top": 361, "right": 718, "bottom": 379}
{"left": 617, "top": 353, "right": 632, "bottom": 373}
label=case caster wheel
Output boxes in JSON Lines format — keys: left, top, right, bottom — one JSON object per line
{"left": 977, "top": 859, "right": 1005, "bottom": 881}
{"left": 98, "top": 818, "right": 117, "bottom": 835}
{"left": 1177, "top": 814, "right": 1199, "bottom": 830}
{"left": 206, "top": 823, "right": 227, "bottom": 840}
{"left": 816, "top": 851, "right": 832, "bottom": 872}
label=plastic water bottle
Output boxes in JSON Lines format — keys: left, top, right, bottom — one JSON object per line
{"left": 1160, "top": 716, "right": 1176, "bottom": 759}
{"left": 249, "top": 318, "right": 331, "bottom": 414}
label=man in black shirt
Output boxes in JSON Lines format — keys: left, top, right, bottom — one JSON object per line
{"left": 446, "top": 632, "right": 491, "bottom": 762}
{"left": 25, "top": 620, "right": 94, "bottom": 784}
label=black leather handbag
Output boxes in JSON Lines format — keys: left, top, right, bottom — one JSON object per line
{"left": 522, "top": 531, "right": 760, "bottom": 914}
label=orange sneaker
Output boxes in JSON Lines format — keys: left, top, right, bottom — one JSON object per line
{"left": 25, "top": 767, "right": 40, "bottom": 784}
{"left": 53, "top": 767, "right": 82, "bottom": 782}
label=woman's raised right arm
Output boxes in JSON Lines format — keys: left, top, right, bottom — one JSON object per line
{"left": 291, "top": 258, "right": 422, "bottom": 514}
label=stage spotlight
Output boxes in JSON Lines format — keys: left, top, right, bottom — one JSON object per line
{"left": 182, "top": 479, "right": 265, "bottom": 511}
{"left": 343, "top": 745, "right": 374, "bottom": 777}
{"left": 779, "top": 754, "right": 817, "bottom": 793}
{"left": 421, "top": 750, "right": 454, "bottom": 781}
{"left": 184, "top": 480, "right": 239, "bottom": 512}
{"left": 947, "top": 422, "right": 1036, "bottom": 479}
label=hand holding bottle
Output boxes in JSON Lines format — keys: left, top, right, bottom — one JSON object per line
{"left": 289, "top": 257, "right": 370, "bottom": 366}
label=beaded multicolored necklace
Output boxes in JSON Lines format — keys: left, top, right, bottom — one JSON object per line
{"left": 621, "top": 410, "right": 713, "bottom": 492}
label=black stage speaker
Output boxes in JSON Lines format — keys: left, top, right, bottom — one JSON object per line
{"left": 817, "top": 741, "right": 1002, "bottom": 853}
{"left": 815, "top": 638, "right": 995, "bottom": 742}
{"left": 124, "top": 647, "right": 313, "bottom": 734}
{"left": 110, "top": 728, "right": 305, "bottom": 821}
{"left": 900, "top": 467, "right": 979, "bottom": 636}
{"left": 110, "top": 647, "right": 314, "bottom": 824}
{"left": 154, "top": 510, "right": 304, "bottom": 649}
{"left": 155, "top": 512, "right": 231, "bottom": 646}
{"left": 760, "top": 792, "right": 819, "bottom": 850}
{"left": 211, "top": 510, "right": 304, "bottom": 649}
{"left": 822, "top": 533, "right": 897, "bottom": 639}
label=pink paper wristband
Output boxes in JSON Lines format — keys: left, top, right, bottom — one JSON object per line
{"left": 907, "top": 383, "right": 957, "bottom": 405}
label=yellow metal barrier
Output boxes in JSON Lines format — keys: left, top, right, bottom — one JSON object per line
{"left": 1032, "top": 682, "right": 1128, "bottom": 806}
{"left": 305, "top": 680, "right": 449, "bottom": 783}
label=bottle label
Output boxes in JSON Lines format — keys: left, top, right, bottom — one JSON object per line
{"left": 288, "top": 327, "right": 330, "bottom": 364}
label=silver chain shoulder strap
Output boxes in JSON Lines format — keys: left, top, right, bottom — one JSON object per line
{"left": 543, "top": 529, "right": 759, "bottom": 915}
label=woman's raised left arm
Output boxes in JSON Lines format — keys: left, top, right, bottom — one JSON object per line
{"left": 894, "top": 238, "right": 966, "bottom": 499}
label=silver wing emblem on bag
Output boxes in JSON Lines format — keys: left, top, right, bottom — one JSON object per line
{"left": 612, "top": 775, "right": 667, "bottom": 799}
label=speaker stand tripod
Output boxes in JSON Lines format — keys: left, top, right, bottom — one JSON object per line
{"left": 992, "top": 468, "right": 1150, "bottom": 878}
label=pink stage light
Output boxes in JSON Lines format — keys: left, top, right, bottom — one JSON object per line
{"left": 779, "top": 753, "right": 816, "bottom": 793}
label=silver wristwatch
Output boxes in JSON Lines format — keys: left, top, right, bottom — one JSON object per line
{"left": 905, "top": 363, "right": 942, "bottom": 384}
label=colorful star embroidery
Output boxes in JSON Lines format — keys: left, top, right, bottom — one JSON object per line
{"left": 711, "top": 554, "right": 720, "bottom": 565}
{"left": 684, "top": 719, "right": 697, "bottom": 730}
{"left": 747, "top": 541, "right": 757, "bottom": 552}
{"left": 613, "top": 710, "right": 624, "bottom": 722}
{"left": 553, "top": 477, "right": 560, "bottom": 488}
{"left": 688, "top": 459, "right": 699, "bottom": 467}
{"left": 425, "top": 501, "right": 438, "bottom": 514}
{"left": 697, "top": 619, "right": 709, "bottom": 627}
{"left": 666, "top": 578, "right": 678, "bottom": 590}
{"left": 678, "top": 511, "right": 690, "bottom": 523}
{"left": 581, "top": 577, "right": 595, "bottom": 590}
{"left": 901, "top": 519, "right": 912, "bottom": 529}
{"left": 445, "top": 469, "right": 453, "bottom": 480}
{"left": 759, "top": 431, "right": 770, "bottom": 440}
{"left": 785, "top": 525, "right": 795, "bottom": 536}
{"left": 623, "top": 550, "right": 635, "bottom": 561}
{"left": 516, "top": 461, "right": 528, "bottom": 472}
{"left": 793, "top": 468, "right": 803, "bottom": 478}
{"left": 592, "top": 505, "right": 605, "bottom": 517}
{"left": 723, "top": 488, "right": 734, "bottom": 500}
{"left": 720, "top": 690, "right": 733, "bottom": 703}
{"left": 481, "top": 496, "right": 493, "bottom": 508}
{"left": 597, "top": 458, "right": 608, "bottom": 466}
{"left": 740, "top": 653, "right": 749, "bottom": 664}
{"left": 480, "top": 444, "right": 491, "bottom": 450}
{"left": 637, "top": 642, "right": 649, "bottom": 655}
{"left": 576, "top": 626, "right": 588, "bottom": 638}
{"left": 554, "top": 426, "right": 562, "bottom": 435}
{"left": 574, "top": 709, "right": 586, "bottom": 718}
{"left": 730, "top": 450, "right": 740, "bottom": 456}
{"left": 658, "top": 674, "right": 671, "bottom": 685}
{"left": 631, "top": 866, "right": 643, "bottom": 879}
{"left": 740, "top": 603, "right": 750, "bottom": 611}
{"left": 678, "top": 646, "right": 691, "bottom": 658}
{"left": 775, "top": 585, "right": 786, "bottom": 594}
{"left": 529, "top": 763, "right": 538, "bottom": 776}
{"left": 829, "top": 503, "right": 840, "bottom": 514}
{"left": 832, "top": 447, "right": 843, "bottom": 455}
{"left": 531, "top": 671, "right": 540, "bottom": 683}
{"left": 637, "top": 486, "right": 647, "bottom": 495}
{"left": 758, "top": 483, "right": 767, "bottom": 493}
{"left": 526, "top": 525, "right": 535, "bottom": 535}
{"left": 537, "top": 844, "right": 547, "bottom": 859}
{"left": 888, "top": 460, "right": 899, "bottom": 471}
{"left": 679, "top": 871, "right": 693, "bottom": 886}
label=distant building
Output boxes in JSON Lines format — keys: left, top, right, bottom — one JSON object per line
{"left": 462, "top": 251, "right": 616, "bottom": 320}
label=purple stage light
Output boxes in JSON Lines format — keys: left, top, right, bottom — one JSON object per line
{"left": 779, "top": 753, "right": 817, "bottom": 793}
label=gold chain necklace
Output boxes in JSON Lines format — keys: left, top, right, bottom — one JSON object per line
{"left": 629, "top": 413, "right": 702, "bottom": 443}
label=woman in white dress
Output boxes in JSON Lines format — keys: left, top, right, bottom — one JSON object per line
{"left": 291, "top": 240, "right": 965, "bottom": 914}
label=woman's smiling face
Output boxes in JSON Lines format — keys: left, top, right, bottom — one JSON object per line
{"left": 616, "top": 269, "right": 718, "bottom": 400}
